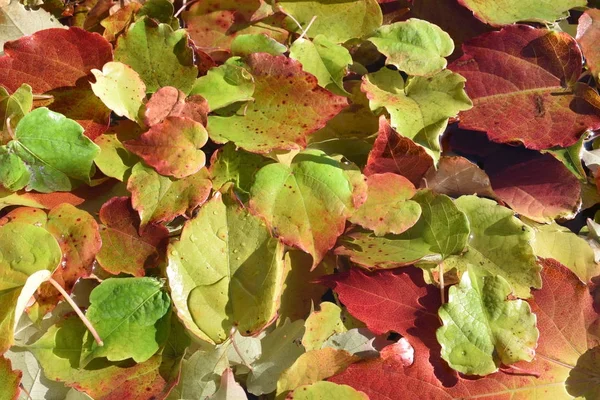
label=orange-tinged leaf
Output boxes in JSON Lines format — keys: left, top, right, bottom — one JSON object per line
{"left": 144, "top": 86, "right": 209, "bottom": 127}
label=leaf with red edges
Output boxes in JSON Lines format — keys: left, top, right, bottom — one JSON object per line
{"left": 207, "top": 54, "right": 348, "bottom": 153}
{"left": 364, "top": 117, "right": 434, "bottom": 186}
{"left": 144, "top": 86, "right": 209, "bottom": 127}
{"left": 0, "top": 28, "right": 112, "bottom": 93}
{"left": 96, "top": 197, "right": 169, "bottom": 276}
{"left": 450, "top": 25, "right": 600, "bottom": 150}
{"left": 124, "top": 117, "right": 209, "bottom": 179}
{"left": 0, "top": 356, "right": 20, "bottom": 400}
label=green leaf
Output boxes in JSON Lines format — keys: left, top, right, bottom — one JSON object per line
{"left": 289, "top": 35, "right": 352, "bottom": 96}
{"left": 303, "top": 302, "right": 347, "bottom": 351}
{"left": 459, "top": 0, "right": 586, "bottom": 26}
{"left": 137, "top": 0, "right": 177, "bottom": 24}
{"left": 361, "top": 68, "right": 472, "bottom": 159}
{"left": 249, "top": 149, "right": 357, "bottom": 268}
{"left": 0, "top": 84, "right": 32, "bottom": 145}
{"left": 349, "top": 173, "right": 421, "bottom": 236}
{"left": 114, "top": 17, "right": 197, "bottom": 94}
{"left": 0, "top": 145, "right": 29, "bottom": 191}
{"left": 167, "top": 192, "right": 285, "bottom": 343}
{"left": 277, "top": 0, "right": 382, "bottom": 43}
{"left": 90, "top": 62, "right": 147, "bottom": 122}
{"left": 527, "top": 219, "right": 600, "bottom": 282}
{"left": 167, "top": 345, "right": 229, "bottom": 400}
{"left": 231, "top": 34, "right": 287, "bottom": 57}
{"left": 127, "top": 162, "right": 212, "bottom": 229}
{"left": 566, "top": 346, "right": 600, "bottom": 399}
{"left": 287, "top": 381, "right": 368, "bottom": 400}
{"left": 542, "top": 135, "right": 587, "bottom": 182}
{"left": 247, "top": 319, "right": 306, "bottom": 395}
{"left": 7, "top": 108, "right": 100, "bottom": 193}
{"left": 190, "top": 62, "right": 255, "bottom": 111}
{"left": 337, "top": 190, "right": 469, "bottom": 268}
{"left": 81, "top": 277, "right": 171, "bottom": 365}
{"left": 93, "top": 122, "right": 142, "bottom": 181}
{"left": 0, "top": 355, "right": 20, "bottom": 400}
{"left": 444, "top": 196, "right": 542, "bottom": 299}
{"left": 368, "top": 19, "right": 454, "bottom": 76}
{"left": 0, "top": 222, "right": 61, "bottom": 353}
{"left": 437, "top": 268, "right": 539, "bottom": 376}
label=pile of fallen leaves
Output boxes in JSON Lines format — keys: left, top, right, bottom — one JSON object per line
{"left": 2, "top": 0, "right": 600, "bottom": 399}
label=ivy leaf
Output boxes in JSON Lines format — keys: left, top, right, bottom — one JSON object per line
{"left": 96, "top": 197, "right": 169, "bottom": 276}
{"left": 458, "top": 0, "right": 585, "bottom": 26}
{"left": 124, "top": 117, "right": 208, "bottom": 178}
{"left": 0, "top": 84, "right": 32, "bottom": 145}
{"left": 337, "top": 190, "right": 469, "bottom": 269}
{"left": 437, "top": 268, "right": 538, "bottom": 375}
{"left": 249, "top": 149, "right": 357, "bottom": 268}
{"left": 349, "top": 173, "right": 421, "bottom": 236}
{"left": 80, "top": 277, "right": 171, "bottom": 365}
{"left": 247, "top": 319, "right": 305, "bottom": 396}
{"left": 114, "top": 17, "right": 197, "bottom": 94}
{"left": 364, "top": 116, "right": 433, "bottom": 186}
{"left": 231, "top": 33, "right": 287, "bottom": 57}
{"left": 210, "top": 368, "right": 248, "bottom": 400}
{"left": 167, "top": 192, "right": 285, "bottom": 343}
{"left": 190, "top": 62, "right": 255, "bottom": 111}
{"left": 368, "top": 19, "right": 454, "bottom": 76}
{"left": 303, "top": 302, "right": 347, "bottom": 351}
{"left": 277, "top": 0, "right": 382, "bottom": 43}
{"left": 0, "top": 356, "right": 20, "bottom": 400}
{"left": 127, "top": 162, "right": 212, "bottom": 229}
{"left": 0, "top": 222, "right": 61, "bottom": 353}
{"left": 144, "top": 86, "right": 209, "bottom": 127}
{"left": 90, "top": 61, "right": 146, "bottom": 122}
{"left": 289, "top": 35, "right": 352, "bottom": 96}
{"left": 207, "top": 54, "right": 348, "bottom": 153}
{"left": 423, "top": 156, "right": 496, "bottom": 199}
{"left": 0, "top": 27, "right": 112, "bottom": 93}
{"left": 7, "top": 108, "right": 100, "bottom": 193}
{"left": 287, "top": 382, "right": 368, "bottom": 400}
{"left": 527, "top": 220, "right": 600, "bottom": 282}
{"left": 444, "top": 195, "right": 541, "bottom": 299}
{"left": 276, "top": 348, "right": 359, "bottom": 395}
{"left": 322, "top": 328, "right": 379, "bottom": 358}
{"left": 362, "top": 68, "right": 472, "bottom": 159}
{"left": 450, "top": 25, "right": 600, "bottom": 150}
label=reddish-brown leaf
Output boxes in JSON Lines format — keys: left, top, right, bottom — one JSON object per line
{"left": 144, "top": 86, "right": 209, "bottom": 127}
{"left": 577, "top": 9, "right": 600, "bottom": 82}
{"left": 364, "top": 117, "right": 434, "bottom": 186}
{"left": 0, "top": 28, "right": 113, "bottom": 93}
{"left": 423, "top": 156, "right": 496, "bottom": 198}
{"left": 450, "top": 25, "right": 600, "bottom": 150}
{"left": 95, "top": 197, "right": 169, "bottom": 276}
{"left": 124, "top": 117, "right": 209, "bottom": 179}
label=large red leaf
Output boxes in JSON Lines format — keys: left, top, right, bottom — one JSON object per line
{"left": 0, "top": 28, "right": 113, "bottom": 93}
{"left": 328, "top": 260, "right": 600, "bottom": 399}
{"left": 95, "top": 197, "right": 169, "bottom": 277}
{"left": 450, "top": 25, "right": 600, "bottom": 150}
{"left": 364, "top": 117, "right": 434, "bottom": 186}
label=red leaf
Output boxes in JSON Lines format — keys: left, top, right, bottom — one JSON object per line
{"left": 96, "top": 197, "right": 168, "bottom": 276}
{"left": 450, "top": 25, "right": 600, "bottom": 150}
{"left": 577, "top": 9, "right": 600, "bottom": 81}
{"left": 124, "top": 117, "right": 209, "bottom": 179}
{"left": 144, "top": 86, "right": 209, "bottom": 127}
{"left": 364, "top": 117, "right": 434, "bottom": 186}
{"left": 0, "top": 28, "right": 112, "bottom": 93}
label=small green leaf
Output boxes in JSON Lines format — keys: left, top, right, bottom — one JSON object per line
{"left": 303, "top": 302, "right": 347, "bottom": 351}
{"left": 0, "top": 145, "right": 29, "bottom": 191}
{"left": 368, "top": 19, "right": 454, "bottom": 76}
{"left": 90, "top": 62, "right": 147, "bottom": 122}
{"left": 362, "top": 68, "right": 472, "bottom": 159}
{"left": 459, "top": 0, "right": 586, "bottom": 25}
{"left": 437, "top": 268, "right": 539, "bottom": 376}
{"left": 321, "top": 328, "right": 378, "bottom": 358}
{"left": 190, "top": 62, "right": 255, "bottom": 111}
{"left": 93, "top": 122, "right": 142, "bottom": 181}
{"left": 114, "top": 17, "right": 197, "bottom": 94}
{"left": 8, "top": 108, "right": 100, "bottom": 193}
{"left": 81, "top": 277, "right": 171, "bottom": 365}
{"left": 0, "top": 84, "right": 32, "bottom": 145}
{"left": 231, "top": 34, "right": 287, "bottom": 57}
{"left": 290, "top": 35, "right": 352, "bottom": 96}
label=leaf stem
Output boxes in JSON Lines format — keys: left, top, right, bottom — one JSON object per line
{"left": 229, "top": 327, "right": 253, "bottom": 371}
{"left": 439, "top": 262, "right": 445, "bottom": 304}
{"left": 174, "top": 0, "right": 197, "bottom": 19}
{"left": 48, "top": 277, "right": 104, "bottom": 347}
{"left": 6, "top": 117, "right": 14, "bottom": 139}
{"left": 298, "top": 16, "right": 317, "bottom": 41}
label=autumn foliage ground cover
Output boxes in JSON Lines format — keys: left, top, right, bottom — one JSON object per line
{"left": 3, "top": 0, "right": 600, "bottom": 399}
